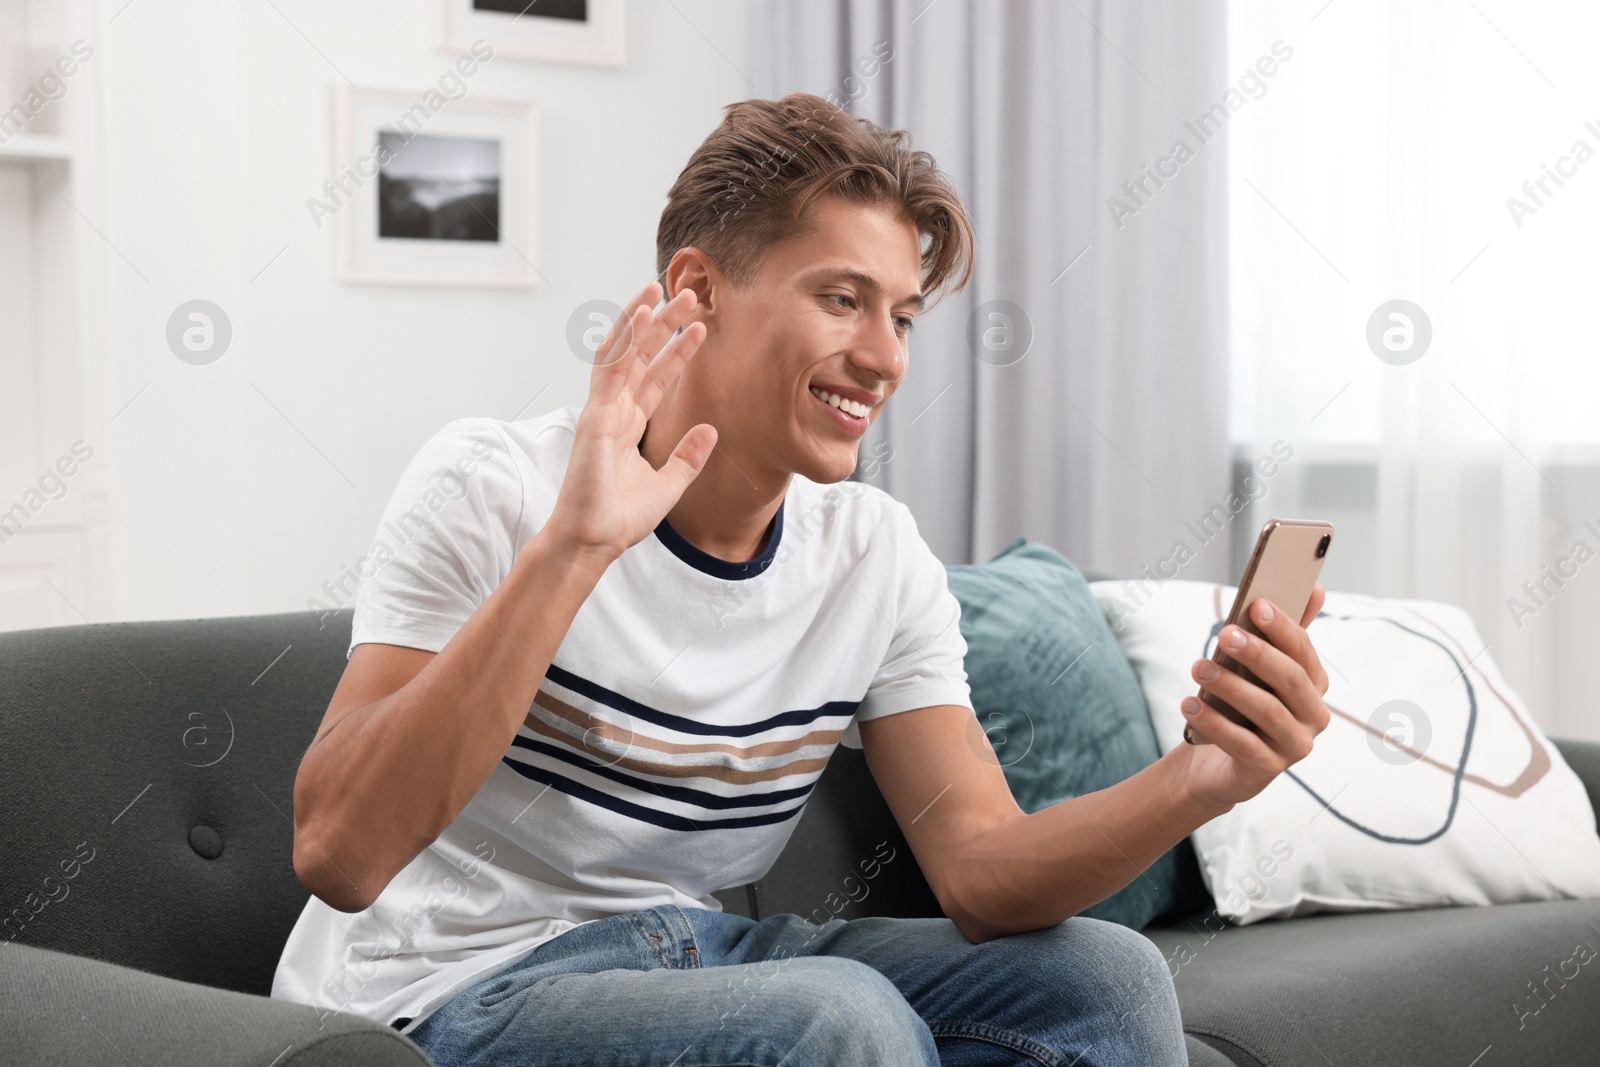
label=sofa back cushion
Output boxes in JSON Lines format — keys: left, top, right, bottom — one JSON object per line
{"left": 0, "top": 610, "right": 352, "bottom": 996}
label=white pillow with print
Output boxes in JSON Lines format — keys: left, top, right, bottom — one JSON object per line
{"left": 1087, "top": 579, "right": 1600, "bottom": 925}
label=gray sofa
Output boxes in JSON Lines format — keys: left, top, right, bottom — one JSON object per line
{"left": 3, "top": 607, "right": 1598, "bottom": 1066}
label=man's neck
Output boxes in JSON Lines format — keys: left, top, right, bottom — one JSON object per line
{"left": 640, "top": 416, "right": 789, "bottom": 564}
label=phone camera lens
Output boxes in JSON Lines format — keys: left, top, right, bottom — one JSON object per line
{"left": 1316, "top": 534, "right": 1330, "bottom": 558}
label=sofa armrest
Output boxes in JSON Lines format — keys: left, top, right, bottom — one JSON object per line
{"left": 1554, "top": 736, "right": 1600, "bottom": 826}
{"left": 0, "top": 942, "right": 429, "bottom": 1067}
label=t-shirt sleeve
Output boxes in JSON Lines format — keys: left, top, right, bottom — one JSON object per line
{"left": 342, "top": 418, "right": 529, "bottom": 659}
{"left": 851, "top": 499, "right": 975, "bottom": 727}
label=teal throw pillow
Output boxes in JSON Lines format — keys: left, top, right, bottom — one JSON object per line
{"left": 944, "top": 536, "right": 1210, "bottom": 929}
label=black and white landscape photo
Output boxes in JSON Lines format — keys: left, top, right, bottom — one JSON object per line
{"left": 431, "top": 0, "right": 623, "bottom": 67}
{"left": 472, "top": 0, "right": 589, "bottom": 21}
{"left": 377, "top": 132, "right": 501, "bottom": 242}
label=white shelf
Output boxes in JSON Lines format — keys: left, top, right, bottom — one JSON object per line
{"left": 0, "top": 132, "right": 73, "bottom": 163}
{"left": 0, "top": 0, "right": 108, "bottom": 634}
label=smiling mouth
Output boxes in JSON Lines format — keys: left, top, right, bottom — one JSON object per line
{"left": 808, "top": 386, "right": 872, "bottom": 420}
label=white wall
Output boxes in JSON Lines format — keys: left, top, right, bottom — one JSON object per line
{"left": 94, "top": 0, "right": 749, "bottom": 623}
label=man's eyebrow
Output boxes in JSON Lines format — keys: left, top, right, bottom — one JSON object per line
{"left": 801, "top": 267, "right": 925, "bottom": 311}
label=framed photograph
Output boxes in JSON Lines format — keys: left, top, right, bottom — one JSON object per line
{"left": 431, "top": 0, "right": 626, "bottom": 68}
{"left": 332, "top": 87, "right": 541, "bottom": 289}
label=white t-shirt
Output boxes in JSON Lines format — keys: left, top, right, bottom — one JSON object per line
{"left": 269, "top": 406, "right": 975, "bottom": 1036}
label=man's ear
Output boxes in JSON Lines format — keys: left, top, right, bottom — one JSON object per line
{"left": 664, "top": 247, "right": 717, "bottom": 328}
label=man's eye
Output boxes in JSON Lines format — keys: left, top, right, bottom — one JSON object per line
{"left": 825, "top": 294, "right": 855, "bottom": 309}
{"left": 895, "top": 317, "right": 916, "bottom": 333}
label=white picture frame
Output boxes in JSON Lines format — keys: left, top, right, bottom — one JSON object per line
{"left": 430, "top": 0, "right": 626, "bottom": 68}
{"left": 332, "top": 86, "right": 541, "bottom": 289}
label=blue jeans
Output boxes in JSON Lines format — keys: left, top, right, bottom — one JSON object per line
{"left": 406, "top": 904, "right": 1187, "bottom": 1066}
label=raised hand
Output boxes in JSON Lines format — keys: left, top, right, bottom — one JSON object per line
{"left": 1177, "top": 581, "right": 1332, "bottom": 809}
{"left": 540, "top": 281, "right": 718, "bottom": 566}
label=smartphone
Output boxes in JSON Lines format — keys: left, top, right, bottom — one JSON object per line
{"left": 1185, "top": 518, "right": 1334, "bottom": 746}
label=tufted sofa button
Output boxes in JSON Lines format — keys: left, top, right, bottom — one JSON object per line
{"left": 188, "top": 825, "right": 224, "bottom": 859}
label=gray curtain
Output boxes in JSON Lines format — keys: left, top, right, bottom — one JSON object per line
{"left": 748, "top": 0, "right": 1235, "bottom": 580}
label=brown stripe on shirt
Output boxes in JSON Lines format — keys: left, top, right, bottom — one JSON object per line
{"left": 520, "top": 689, "right": 842, "bottom": 785}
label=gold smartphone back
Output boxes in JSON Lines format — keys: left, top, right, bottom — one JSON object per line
{"left": 1187, "top": 519, "right": 1333, "bottom": 745}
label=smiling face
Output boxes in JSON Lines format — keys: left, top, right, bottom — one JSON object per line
{"left": 675, "top": 195, "right": 924, "bottom": 486}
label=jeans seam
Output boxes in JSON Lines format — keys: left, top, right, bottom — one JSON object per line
{"left": 626, "top": 911, "right": 675, "bottom": 969}
{"left": 673, "top": 904, "right": 704, "bottom": 969}
{"left": 927, "top": 1018, "right": 1071, "bottom": 1067}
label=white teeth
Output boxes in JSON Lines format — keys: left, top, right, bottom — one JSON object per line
{"left": 809, "top": 387, "right": 870, "bottom": 418}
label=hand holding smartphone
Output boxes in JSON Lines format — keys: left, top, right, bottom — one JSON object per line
{"left": 1186, "top": 519, "right": 1334, "bottom": 746}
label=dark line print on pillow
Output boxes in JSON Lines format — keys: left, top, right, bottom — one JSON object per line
{"left": 1201, "top": 612, "right": 1484, "bottom": 845}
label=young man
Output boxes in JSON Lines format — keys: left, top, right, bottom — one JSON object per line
{"left": 272, "top": 93, "right": 1330, "bottom": 1066}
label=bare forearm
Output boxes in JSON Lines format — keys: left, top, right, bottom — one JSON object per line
{"left": 952, "top": 743, "right": 1231, "bottom": 941}
{"left": 295, "top": 530, "right": 611, "bottom": 910}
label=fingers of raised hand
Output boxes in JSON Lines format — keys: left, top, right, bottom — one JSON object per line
{"left": 593, "top": 304, "right": 650, "bottom": 388}
{"left": 623, "top": 289, "right": 700, "bottom": 390}
{"left": 653, "top": 286, "right": 699, "bottom": 332}
{"left": 635, "top": 320, "right": 708, "bottom": 416}
{"left": 595, "top": 282, "right": 695, "bottom": 373}
{"left": 594, "top": 281, "right": 665, "bottom": 368}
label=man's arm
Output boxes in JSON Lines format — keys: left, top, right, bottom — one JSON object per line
{"left": 858, "top": 586, "right": 1329, "bottom": 943}
{"left": 292, "top": 281, "right": 716, "bottom": 913}
{"left": 292, "top": 533, "right": 611, "bottom": 913}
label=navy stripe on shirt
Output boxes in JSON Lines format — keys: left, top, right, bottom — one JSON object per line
{"left": 508, "top": 734, "right": 820, "bottom": 811}
{"left": 499, "top": 756, "right": 810, "bottom": 832}
{"left": 545, "top": 662, "right": 860, "bottom": 738}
